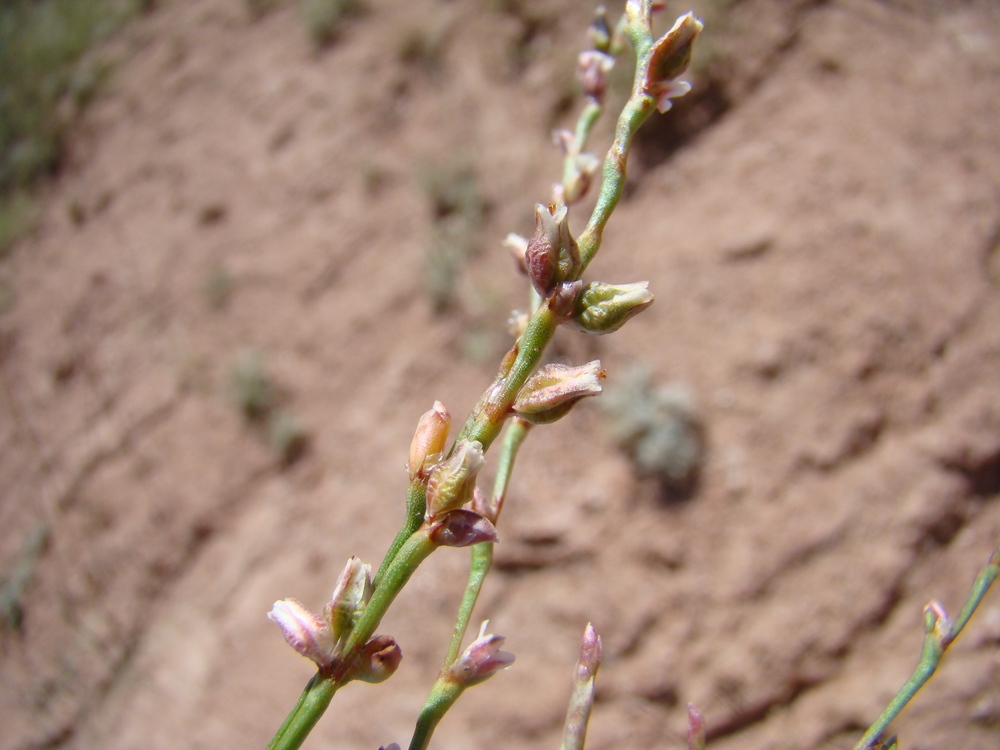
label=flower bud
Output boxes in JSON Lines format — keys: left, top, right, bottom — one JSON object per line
{"left": 446, "top": 621, "right": 515, "bottom": 688}
{"left": 427, "top": 508, "right": 499, "bottom": 548}
{"left": 525, "top": 203, "right": 562, "bottom": 296}
{"left": 561, "top": 623, "right": 602, "bottom": 750}
{"left": 348, "top": 634, "right": 402, "bottom": 684}
{"left": 687, "top": 703, "right": 706, "bottom": 750}
{"left": 588, "top": 6, "right": 612, "bottom": 52}
{"left": 644, "top": 12, "right": 703, "bottom": 113}
{"left": 513, "top": 361, "right": 605, "bottom": 425}
{"left": 564, "top": 280, "right": 654, "bottom": 335}
{"left": 525, "top": 203, "right": 580, "bottom": 297}
{"left": 268, "top": 598, "right": 336, "bottom": 668}
{"left": 425, "top": 440, "right": 485, "bottom": 519}
{"left": 577, "top": 50, "right": 615, "bottom": 104}
{"left": 325, "top": 556, "right": 373, "bottom": 642}
{"left": 408, "top": 401, "right": 451, "bottom": 482}
{"left": 925, "top": 600, "right": 951, "bottom": 642}
{"left": 562, "top": 151, "right": 601, "bottom": 205}
{"left": 503, "top": 233, "right": 529, "bottom": 276}
{"left": 549, "top": 280, "right": 584, "bottom": 321}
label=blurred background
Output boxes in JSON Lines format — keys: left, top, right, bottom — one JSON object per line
{"left": 1, "top": 1, "right": 999, "bottom": 748}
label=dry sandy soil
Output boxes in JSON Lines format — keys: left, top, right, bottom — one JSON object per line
{"left": 2, "top": 0, "right": 1000, "bottom": 748}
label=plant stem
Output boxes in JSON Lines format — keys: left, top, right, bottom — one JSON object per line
{"left": 266, "top": 674, "right": 339, "bottom": 750}
{"left": 408, "top": 680, "right": 464, "bottom": 750}
{"left": 442, "top": 419, "right": 531, "bottom": 666}
{"left": 374, "top": 482, "right": 427, "bottom": 588}
{"left": 339, "top": 530, "right": 438, "bottom": 673}
{"left": 855, "top": 542, "right": 1000, "bottom": 750}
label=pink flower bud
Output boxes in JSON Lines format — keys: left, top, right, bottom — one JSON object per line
{"left": 524, "top": 203, "right": 581, "bottom": 297}
{"left": 577, "top": 50, "right": 615, "bottom": 104}
{"left": 348, "top": 634, "right": 402, "bottom": 684}
{"left": 644, "top": 12, "right": 703, "bottom": 113}
{"left": 549, "top": 280, "right": 584, "bottom": 321}
{"left": 447, "top": 622, "right": 515, "bottom": 688}
{"left": 562, "top": 152, "right": 600, "bottom": 205}
{"left": 268, "top": 598, "right": 336, "bottom": 668}
{"left": 427, "top": 509, "right": 499, "bottom": 548}
{"left": 687, "top": 703, "right": 706, "bottom": 750}
{"left": 408, "top": 401, "right": 451, "bottom": 482}
{"left": 425, "top": 440, "right": 485, "bottom": 519}
{"left": 925, "top": 599, "right": 952, "bottom": 643}
{"left": 503, "top": 233, "right": 529, "bottom": 275}
{"left": 561, "top": 623, "right": 602, "bottom": 750}
{"left": 525, "top": 203, "right": 562, "bottom": 296}
{"left": 325, "top": 556, "right": 373, "bottom": 642}
{"left": 564, "top": 280, "right": 654, "bottom": 335}
{"left": 577, "top": 622, "right": 603, "bottom": 680}
{"left": 513, "top": 361, "right": 605, "bottom": 425}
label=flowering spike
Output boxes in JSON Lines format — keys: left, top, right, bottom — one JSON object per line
{"left": 686, "top": 703, "right": 706, "bottom": 750}
{"left": 268, "top": 599, "right": 335, "bottom": 668}
{"left": 348, "top": 634, "right": 402, "bottom": 684}
{"left": 446, "top": 621, "right": 515, "bottom": 688}
{"left": 577, "top": 50, "right": 615, "bottom": 105}
{"left": 425, "top": 440, "right": 485, "bottom": 519}
{"left": 325, "top": 556, "right": 373, "bottom": 642}
{"left": 408, "top": 401, "right": 451, "bottom": 482}
{"left": 564, "top": 280, "right": 654, "bottom": 334}
{"left": 644, "top": 12, "right": 703, "bottom": 113}
{"left": 427, "top": 509, "right": 499, "bottom": 548}
{"left": 513, "top": 361, "right": 605, "bottom": 425}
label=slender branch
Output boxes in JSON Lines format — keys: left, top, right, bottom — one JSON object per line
{"left": 265, "top": 675, "right": 339, "bottom": 750}
{"left": 409, "top": 681, "right": 464, "bottom": 750}
{"left": 374, "top": 482, "right": 427, "bottom": 588}
{"left": 443, "top": 419, "right": 531, "bottom": 666}
{"left": 855, "top": 542, "right": 1000, "bottom": 750}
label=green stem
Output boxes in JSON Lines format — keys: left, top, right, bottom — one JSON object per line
{"left": 409, "top": 680, "right": 464, "bottom": 750}
{"left": 443, "top": 420, "right": 530, "bottom": 665}
{"left": 374, "top": 482, "right": 427, "bottom": 588}
{"left": 576, "top": 92, "right": 655, "bottom": 273}
{"left": 855, "top": 543, "right": 1000, "bottom": 750}
{"left": 266, "top": 674, "right": 339, "bottom": 750}
{"left": 443, "top": 543, "right": 493, "bottom": 668}
{"left": 339, "top": 530, "right": 438, "bottom": 675}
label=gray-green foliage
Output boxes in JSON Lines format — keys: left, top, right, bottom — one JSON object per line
{"left": 0, "top": 0, "right": 144, "bottom": 251}
{"left": 229, "top": 351, "right": 310, "bottom": 464}
{"left": 300, "top": 0, "right": 366, "bottom": 46}
{"left": 0, "top": 524, "right": 49, "bottom": 631}
{"left": 603, "top": 367, "right": 702, "bottom": 487}
{"left": 229, "top": 350, "right": 276, "bottom": 422}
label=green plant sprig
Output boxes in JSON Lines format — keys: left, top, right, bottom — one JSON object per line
{"left": 265, "top": 4, "right": 704, "bottom": 748}
{"left": 855, "top": 541, "right": 1000, "bottom": 750}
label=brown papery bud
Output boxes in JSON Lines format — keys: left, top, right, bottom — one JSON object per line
{"left": 644, "top": 12, "right": 703, "bottom": 113}
{"left": 408, "top": 401, "right": 451, "bottom": 482}
{"left": 513, "top": 361, "right": 605, "bottom": 425}
{"left": 427, "top": 509, "right": 499, "bottom": 548}
{"left": 525, "top": 203, "right": 563, "bottom": 297}
{"left": 348, "top": 634, "right": 402, "bottom": 684}
{"left": 425, "top": 440, "right": 485, "bottom": 519}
